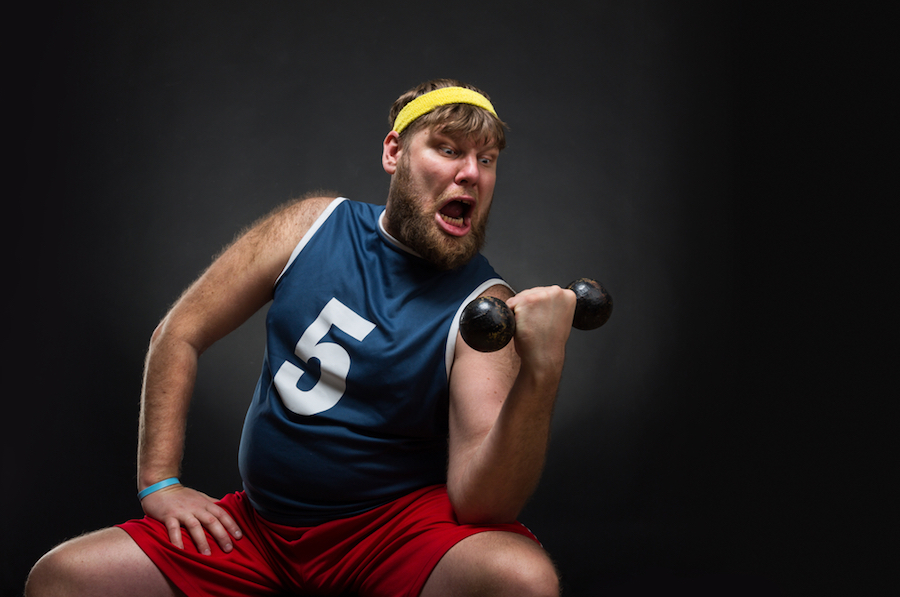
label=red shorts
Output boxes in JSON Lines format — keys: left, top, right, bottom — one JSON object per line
{"left": 118, "top": 485, "right": 539, "bottom": 597}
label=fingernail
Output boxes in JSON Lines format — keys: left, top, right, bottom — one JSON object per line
{"left": 203, "top": 548, "right": 212, "bottom": 556}
{"left": 234, "top": 530, "right": 243, "bottom": 539}
{"left": 224, "top": 543, "right": 233, "bottom": 552}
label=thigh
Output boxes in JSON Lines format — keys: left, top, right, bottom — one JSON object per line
{"left": 117, "top": 492, "right": 288, "bottom": 596}
{"left": 419, "top": 531, "right": 560, "bottom": 597}
{"left": 306, "top": 485, "right": 542, "bottom": 597}
{"left": 27, "top": 527, "right": 182, "bottom": 597}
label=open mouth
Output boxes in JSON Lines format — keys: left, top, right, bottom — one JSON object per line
{"left": 438, "top": 199, "right": 473, "bottom": 228}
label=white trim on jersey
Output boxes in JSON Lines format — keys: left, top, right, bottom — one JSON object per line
{"left": 445, "top": 277, "right": 513, "bottom": 379}
{"left": 377, "top": 210, "right": 425, "bottom": 259}
{"left": 275, "top": 196, "right": 510, "bottom": 381}
{"left": 276, "top": 197, "right": 348, "bottom": 286}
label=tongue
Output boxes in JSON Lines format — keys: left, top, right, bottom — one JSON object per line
{"left": 440, "top": 201, "right": 466, "bottom": 218}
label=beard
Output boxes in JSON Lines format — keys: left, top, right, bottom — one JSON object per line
{"left": 384, "top": 157, "right": 490, "bottom": 271}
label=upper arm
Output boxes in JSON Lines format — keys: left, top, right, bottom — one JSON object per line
{"left": 156, "top": 195, "right": 336, "bottom": 352}
{"left": 447, "top": 284, "right": 519, "bottom": 477}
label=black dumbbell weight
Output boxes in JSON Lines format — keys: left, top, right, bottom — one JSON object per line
{"left": 459, "top": 278, "right": 613, "bottom": 352}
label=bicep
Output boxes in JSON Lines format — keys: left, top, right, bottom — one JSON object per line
{"left": 447, "top": 286, "right": 519, "bottom": 473}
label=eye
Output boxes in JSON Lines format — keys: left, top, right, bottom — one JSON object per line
{"left": 480, "top": 153, "right": 498, "bottom": 167}
{"left": 439, "top": 146, "right": 457, "bottom": 157}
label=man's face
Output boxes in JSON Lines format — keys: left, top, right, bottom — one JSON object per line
{"left": 383, "top": 127, "right": 499, "bottom": 270}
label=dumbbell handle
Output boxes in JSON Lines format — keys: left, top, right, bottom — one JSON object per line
{"left": 459, "top": 278, "right": 613, "bottom": 353}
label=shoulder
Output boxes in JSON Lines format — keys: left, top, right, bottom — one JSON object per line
{"left": 255, "top": 195, "right": 340, "bottom": 241}
{"left": 211, "top": 195, "right": 341, "bottom": 289}
{"left": 231, "top": 195, "right": 341, "bottom": 258}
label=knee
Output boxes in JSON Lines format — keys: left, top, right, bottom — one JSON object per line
{"left": 25, "top": 544, "right": 75, "bottom": 597}
{"left": 25, "top": 530, "right": 112, "bottom": 597}
{"left": 25, "top": 528, "right": 172, "bottom": 597}
{"left": 485, "top": 546, "right": 560, "bottom": 597}
{"left": 423, "top": 532, "right": 560, "bottom": 597}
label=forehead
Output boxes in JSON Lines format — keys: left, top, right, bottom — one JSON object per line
{"left": 413, "top": 125, "right": 500, "bottom": 153}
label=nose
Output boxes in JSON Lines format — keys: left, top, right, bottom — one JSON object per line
{"left": 454, "top": 153, "right": 480, "bottom": 187}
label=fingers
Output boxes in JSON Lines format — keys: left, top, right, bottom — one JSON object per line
{"left": 189, "top": 502, "right": 245, "bottom": 555}
{"left": 505, "top": 285, "right": 576, "bottom": 363}
{"left": 183, "top": 515, "right": 214, "bottom": 556}
{"left": 143, "top": 487, "right": 243, "bottom": 556}
{"left": 506, "top": 285, "right": 576, "bottom": 331}
{"left": 161, "top": 505, "right": 240, "bottom": 555}
{"left": 197, "top": 502, "right": 243, "bottom": 554}
{"left": 165, "top": 518, "right": 184, "bottom": 551}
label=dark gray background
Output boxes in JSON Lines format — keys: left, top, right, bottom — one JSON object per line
{"left": 8, "top": 1, "right": 885, "bottom": 595}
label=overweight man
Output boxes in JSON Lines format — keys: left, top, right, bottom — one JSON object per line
{"left": 26, "top": 78, "right": 576, "bottom": 597}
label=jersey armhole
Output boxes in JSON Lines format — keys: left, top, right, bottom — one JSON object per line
{"left": 444, "top": 278, "right": 512, "bottom": 379}
{"left": 275, "top": 197, "right": 348, "bottom": 286}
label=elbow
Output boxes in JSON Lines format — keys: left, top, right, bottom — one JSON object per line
{"left": 148, "top": 313, "right": 206, "bottom": 357}
{"left": 148, "top": 316, "right": 178, "bottom": 354}
{"left": 454, "top": 504, "right": 520, "bottom": 526}
{"left": 149, "top": 318, "right": 167, "bottom": 345}
{"left": 448, "top": 487, "right": 522, "bottom": 526}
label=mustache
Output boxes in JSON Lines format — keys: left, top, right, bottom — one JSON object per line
{"left": 385, "top": 165, "right": 489, "bottom": 270}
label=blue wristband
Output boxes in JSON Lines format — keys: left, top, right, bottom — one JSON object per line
{"left": 138, "top": 477, "right": 180, "bottom": 500}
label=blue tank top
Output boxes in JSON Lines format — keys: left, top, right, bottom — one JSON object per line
{"left": 238, "top": 198, "right": 507, "bottom": 525}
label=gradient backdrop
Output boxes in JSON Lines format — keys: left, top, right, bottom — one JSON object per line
{"left": 9, "top": 1, "right": 869, "bottom": 595}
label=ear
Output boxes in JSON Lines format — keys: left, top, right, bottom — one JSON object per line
{"left": 382, "top": 131, "right": 401, "bottom": 174}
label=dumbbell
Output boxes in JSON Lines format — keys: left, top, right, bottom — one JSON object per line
{"left": 459, "top": 278, "right": 613, "bottom": 352}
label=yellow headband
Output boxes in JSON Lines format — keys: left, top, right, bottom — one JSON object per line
{"left": 392, "top": 87, "right": 498, "bottom": 134}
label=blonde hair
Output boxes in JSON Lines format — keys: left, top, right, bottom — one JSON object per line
{"left": 388, "top": 79, "right": 508, "bottom": 150}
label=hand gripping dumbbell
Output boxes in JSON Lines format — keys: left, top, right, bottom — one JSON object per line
{"left": 459, "top": 278, "right": 613, "bottom": 352}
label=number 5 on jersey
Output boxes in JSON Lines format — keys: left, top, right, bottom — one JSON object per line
{"left": 274, "top": 298, "right": 376, "bottom": 416}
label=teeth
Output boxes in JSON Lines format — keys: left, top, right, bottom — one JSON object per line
{"left": 438, "top": 199, "right": 472, "bottom": 228}
{"left": 440, "top": 213, "right": 464, "bottom": 226}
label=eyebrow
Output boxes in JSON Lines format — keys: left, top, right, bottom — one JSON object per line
{"left": 430, "top": 130, "right": 499, "bottom": 153}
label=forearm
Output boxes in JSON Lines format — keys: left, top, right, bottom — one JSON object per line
{"left": 448, "top": 361, "right": 563, "bottom": 524}
{"left": 137, "top": 321, "right": 201, "bottom": 490}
